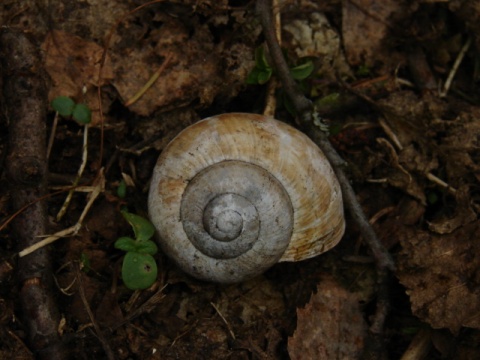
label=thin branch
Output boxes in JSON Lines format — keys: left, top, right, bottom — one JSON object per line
{"left": 256, "top": 0, "right": 312, "bottom": 117}
{"left": 56, "top": 123, "right": 90, "bottom": 221}
{"left": 440, "top": 37, "right": 471, "bottom": 97}
{"left": 124, "top": 52, "right": 173, "bottom": 107}
{"left": 262, "top": 0, "right": 280, "bottom": 116}
{"left": 255, "top": 2, "right": 394, "bottom": 358}
{"left": 1, "top": 27, "right": 66, "bottom": 359}
{"left": 19, "top": 170, "right": 104, "bottom": 257}
{"left": 211, "top": 302, "right": 236, "bottom": 340}
{"left": 256, "top": 0, "right": 394, "bottom": 271}
{"left": 74, "top": 263, "right": 115, "bottom": 360}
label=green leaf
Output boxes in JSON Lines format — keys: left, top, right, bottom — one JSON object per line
{"left": 356, "top": 64, "right": 371, "bottom": 77}
{"left": 281, "top": 91, "right": 296, "bottom": 116}
{"left": 315, "top": 92, "right": 341, "bottom": 107}
{"left": 121, "top": 252, "right": 158, "bottom": 290}
{"left": 246, "top": 67, "right": 262, "bottom": 84}
{"left": 121, "top": 211, "right": 155, "bottom": 242}
{"left": 80, "top": 252, "right": 91, "bottom": 273}
{"left": 72, "top": 103, "right": 92, "bottom": 124}
{"left": 115, "top": 237, "right": 158, "bottom": 255}
{"left": 51, "top": 96, "right": 75, "bottom": 117}
{"left": 135, "top": 240, "right": 158, "bottom": 255}
{"left": 117, "top": 179, "right": 127, "bottom": 198}
{"left": 257, "top": 68, "right": 272, "bottom": 84}
{"left": 290, "top": 60, "right": 314, "bottom": 80}
{"left": 114, "top": 237, "right": 138, "bottom": 252}
{"left": 255, "top": 46, "right": 271, "bottom": 70}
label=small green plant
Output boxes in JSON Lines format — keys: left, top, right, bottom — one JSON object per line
{"left": 246, "top": 46, "right": 273, "bottom": 84}
{"left": 117, "top": 179, "right": 127, "bottom": 199}
{"left": 355, "top": 64, "right": 371, "bottom": 77}
{"left": 51, "top": 96, "right": 92, "bottom": 124}
{"left": 80, "top": 252, "right": 91, "bottom": 273}
{"left": 246, "top": 46, "right": 315, "bottom": 85}
{"left": 50, "top": 96, "right": 92, "bottom": 221}
{"left": 114, "top": 211, "right": 158, "bottom": 290}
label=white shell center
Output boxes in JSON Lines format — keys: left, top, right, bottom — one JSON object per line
{"left": 216, "top": 210, "right": 242, "bottom": 238}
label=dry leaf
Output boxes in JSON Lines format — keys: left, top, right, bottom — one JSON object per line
{"left": 397, "top": 221, "right": 480, "bottom": 332}
{"left": 342, "top": 0, "right": 403, "bottom": 69}
{"left": 288, "top": 277, "right": 367, "bottom": 360}
{"left": 109, "top": 15, "right": 252, "bottom": 116}
{"left": 42, "top": 30, "right": 114, "bottom": 125}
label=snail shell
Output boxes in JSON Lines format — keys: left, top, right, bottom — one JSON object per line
{"left": 148, "top": 113, "right": 345, "bottom": 283}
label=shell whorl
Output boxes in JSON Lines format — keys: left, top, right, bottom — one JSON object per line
{"left": 148, "top": 113, "right": 345, "bottom": 283}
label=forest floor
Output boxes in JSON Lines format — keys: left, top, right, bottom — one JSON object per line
{"left": 1, "top": 0, "right": 480, "bottom": 359}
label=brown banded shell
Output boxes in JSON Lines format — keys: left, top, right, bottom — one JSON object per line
{"left": 148, "top": 113, "right": 345, "bottom": 283}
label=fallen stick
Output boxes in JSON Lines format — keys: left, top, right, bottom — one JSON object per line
{"left": 255, "top": 1, "right": 394, "bottom": 358}
{"left": 1, "top": 28, "right": 66, "bottom": 359}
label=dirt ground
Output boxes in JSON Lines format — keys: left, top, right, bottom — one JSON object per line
{"left": 1, "top": 0, "right": 480, "bottom": 359}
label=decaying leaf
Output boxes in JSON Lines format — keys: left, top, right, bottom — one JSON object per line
{"left": 42, "top": 30, "right": 114, "bottom": 125}
{"left": 427, "top": 187, "right": 477, "bottom": 234}
{"left": 282, "top": 12, "right": 352, "bottom": 80}
{"left": 397, "top": 221, "right": 480, "bottom": 332}
{"left": 288, "top": 276, "right": 367, "bottom": 359}
{"left": 109, "top": 14, "right": 253, "bottom": 116}
{"left": 342, "top": 0, "right": 403, "bottom": 70}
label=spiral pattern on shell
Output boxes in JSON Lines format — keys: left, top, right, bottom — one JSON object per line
{"left": 148, "top": 113, "right": 345, "bottom": 283}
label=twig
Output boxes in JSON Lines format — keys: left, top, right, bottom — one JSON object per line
{"left": 262, "top": 0, "right": 280, "bottom": 116}
{"left": 46, "top": 112, "right": 59, "bottom": 160}
{"left": 19, "top": 170, "right": 105, "bottom": 257}
{"left": 256, "top": 0, "right": 394, "bottom": 271}
{"left": 211, "top": 302, "right": 236, "bottom": 340}
{"left": 19, "top": 225, "right": 79, "bottom": 258}
{"left": 74, "top": 262, "right": 115, "bottom": 360}
{"left": 112, "top": 284, "right": 168, "bottom": 330}
{"left": 256, "top": 2, "right": 394, "bottom": 358}
{"left": 256, "top": 0, "right": 311, "bottom": 117}
{"left": 8, "top": 330, "right": 33, "bottom": 356}
{"left": 56, "top": 123, "right": 89, "bottom": 221}
{"left": 440, "top": 37, "right": 471, "bottom": 97}
{"left": 378, "top": 118, "right": 457, "bottom": 194}
{"left": 124, "top": 52, "right": 173, "bottom": 107}
{"left": 0, "top": 187, "right": 75, "bottom": 232}
{"left": 400, "top": 328, "right": 432, "bottom": 360}
{"left": 1, "top": 27, "right": 67, "bottom": 359}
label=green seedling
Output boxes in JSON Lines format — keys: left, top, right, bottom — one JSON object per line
{"left": 289, "top": 59, "right": 315, "bottom": 80}
{"left": 246, "top": 46, "right": 273, "bottom": 84}
{"left": 117, "top": 179, "right": 127, "bottom": 199}
{"left": 356, "top": 64, "right": 371, "bottom": 77}
{"left": 71, "top": 103, "right": 92, "bottom": 124}
{"left": 50, "top": 96, "right": 92, "bottom": 221}
{"left": 114, "top": 211, "right": 158, "bottom": 290}
{"left": 51, "top": 96, "right": 92, "bottom": 124}
{"left": 121, "top": 211, "right": 155, "bottom": 242}
{"left": 246, "top": 46, "right": 314, "bottom": 85}
{"left": 51, "top": 96, "right": 76, "bottom": 117}
{"left": 120, "top": 252, "right": 158, "bottom": 290}
{"left": 80, "top": 252, "right": 91, "bottom": 273}
{"left": 247, "top": 46, "right": 314, "bottom": 117}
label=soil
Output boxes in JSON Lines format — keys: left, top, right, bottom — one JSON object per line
{"left": 1, "top": 0, "right": 480, "bottom": 359}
